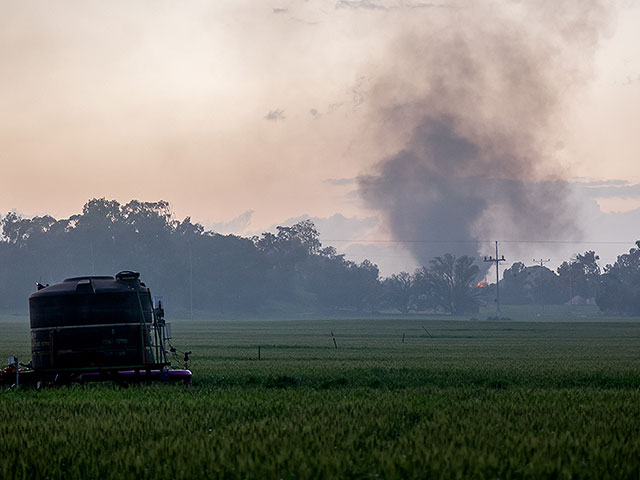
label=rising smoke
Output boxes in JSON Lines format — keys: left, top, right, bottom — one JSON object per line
{"left": 358, "top": 1, "right": 611, "bottom": 266}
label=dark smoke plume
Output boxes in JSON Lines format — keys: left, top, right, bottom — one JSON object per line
{"left": 358, "top": 1, "right": 610, "bottom": 266}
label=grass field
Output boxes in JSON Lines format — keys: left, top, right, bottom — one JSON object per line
{"left": 1, "top": 310, "right": 640, "bottom": 479}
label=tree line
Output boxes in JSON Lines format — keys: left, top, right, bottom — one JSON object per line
{"left": 1, "top": 198, "right": 640, "bottom": 316}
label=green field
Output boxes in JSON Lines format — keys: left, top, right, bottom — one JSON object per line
{"left": 1, "top": 311, "right": 640, "bottom": 479}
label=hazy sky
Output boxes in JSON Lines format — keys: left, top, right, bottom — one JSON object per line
{"left": 1, "top": 1, "right": 640, "bottom": 275}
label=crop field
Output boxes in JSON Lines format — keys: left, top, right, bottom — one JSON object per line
{"left": 1, "top": 310, "right": 640, "bottom": 479}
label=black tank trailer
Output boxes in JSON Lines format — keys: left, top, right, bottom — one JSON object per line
{"left": 1, "top": 271, "right": 192, "bottom": 387}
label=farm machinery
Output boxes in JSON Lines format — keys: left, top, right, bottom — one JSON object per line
{"left": 1, "top": 271, "right": 192, "bottom": 387}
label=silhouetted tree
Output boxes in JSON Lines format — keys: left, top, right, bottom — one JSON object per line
{"left": 500, "top": 262, "right": 533, "bottom": 304}
{"left": 500, "top": 262, "right": 564, "bottom": 305}
{"left": 416, "top": 254, "right": 480, "bottom": 314}
{"left": 382, "top": 272, "right": 415, "bottom": 314}
{"left": 596, "top": 242, "right": 640, "bottom": 315}
{"left": 557, "top": 251, "right": 601, "bottom": 302}
{"left": 303, "top": 254, "right": 380, "bottom": 311}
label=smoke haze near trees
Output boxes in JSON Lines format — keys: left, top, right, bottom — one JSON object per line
{"left": 2, "top": 198, "right": 640, "bottom": 317}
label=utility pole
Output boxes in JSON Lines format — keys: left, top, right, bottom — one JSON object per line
{"left": 533, "top": 258, "right": 550, "bottom": 314}
{"left": 484, "top": 241, "right": 506, "bottom": 316}
{"left": 189, "top": 247, "right": 193, "bottom": 321}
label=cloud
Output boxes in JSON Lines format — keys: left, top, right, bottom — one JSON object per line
{"left": 267, "top": 212, "right": 378, "bottom": 242}
{"left": 325, "top": 177, "right": 357, "bottom": 186}
{"left": 572, "top": 179, "right": 629, "bottom": 187}
{"left": 625, "top": 74, "right": 640, "bottom": 85}
{"left": 336, "top": 0, "right": 388, "bottom": 10}
{"left": 207, "top": 210, "right": 254, "bottom": 235}
{"left": 264, "top": 109, "right": 286, "bottom": 121}
{"left": 575, "top": 180, "right": 640, "bottom": 198}
{"left": 262, "top": 211, "right": 422, "bottom": 275}
{"left": 336, "top": 0, "right": 445, "bottom": 11}
{"left": 343, "top": 242, "right": 417, "bottom": 276}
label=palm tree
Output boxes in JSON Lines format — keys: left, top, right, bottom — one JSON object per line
{"left": 416, "top": 254, "right": 480, "bottom": 314}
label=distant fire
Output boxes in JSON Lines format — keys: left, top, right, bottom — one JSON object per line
{"left": 476, "top": 280, "right": 488, "bottom": 288}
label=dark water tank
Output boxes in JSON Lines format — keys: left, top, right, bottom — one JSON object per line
{"left": 29, "top": 271, "right": 156, "bottom": 371}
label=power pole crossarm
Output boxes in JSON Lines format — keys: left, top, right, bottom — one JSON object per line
{"left": 484, "top": 241, "right": 506, "bottom": 316}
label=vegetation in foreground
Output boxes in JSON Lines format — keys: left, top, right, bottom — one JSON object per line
{"left": 1, "top": 314, "right": 639, "bottom": 479}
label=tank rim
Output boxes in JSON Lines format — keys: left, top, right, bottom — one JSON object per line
{"left": 63, "top": 275, "right": 115, "bottom": 282}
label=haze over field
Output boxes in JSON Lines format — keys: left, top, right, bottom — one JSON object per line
{"left": 2, "top": 0, "right": 640, "bottom": 275}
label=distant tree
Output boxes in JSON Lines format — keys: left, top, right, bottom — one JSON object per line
{"left": 256, "top": 220, "right": 320, "bottom": 269}
{"left": 382, "top": 272, "right": 415, "bottom": 314}
{"left": 0, "top": 204, "right": 386, "bottom": 316}
{"left": 286, "top": 219, "right": 321, "bottom": 255}
{"left": 557, "top": 251, "right": 601, "bottom": 302}
{"left": 596, "top": 242, "right": 640, "bottom": 315}
{"left": 500, "top": 262, "right": 533, "bottom": 304}
{"left": 416, "top": 254, "right": 480, "bottom": 315}
{"left": 255, "top": 220, "right": 322, "bottom": 302}
{"left": 529, "top": 265, "right": 564, "bottom": 305}
{"left": 355, "top": 259, "right": 383, "bottom": 312}
{"left": 304, "top": 254, "right": 380, "bottom": 311}
{"left": 193, "top": 233, "right": 269, "bottom": 313}
{"left": 1, "top": 212, "right": 59, "bottom": 247}
{"left": 500, "top": 262, "right": 564, "bottom": 305}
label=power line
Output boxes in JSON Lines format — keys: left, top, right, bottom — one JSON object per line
{"left": 499, "top": 240, "right": 636, "bottom": 245}
{"left": 322, "top": 238, "right": 637, "bottom": 245}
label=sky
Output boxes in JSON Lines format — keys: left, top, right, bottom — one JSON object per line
{"left": 1, "top": 0, "right": 640, "bottom": 276}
